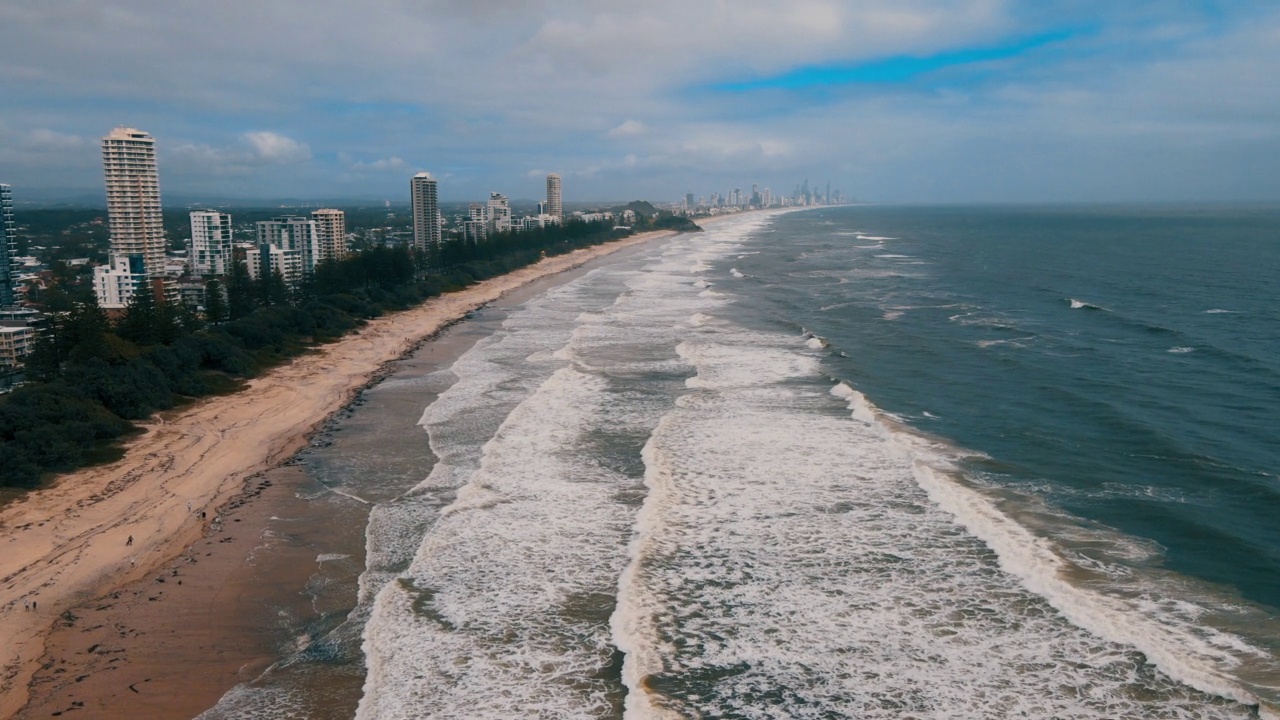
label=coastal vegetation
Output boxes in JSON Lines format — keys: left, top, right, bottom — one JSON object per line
{"left": 0, "top": 212, "right": 699, "bottom": 487}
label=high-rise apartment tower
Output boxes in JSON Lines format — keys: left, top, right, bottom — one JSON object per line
{"left": 0, "top": 184, "right": 15, "bottom": 306}
{"left": 546, "top": 173, "right": 563, "bottom": 220}
{"left": 102, "top": 127, "right": 166, "bottom": 280}
{"left": 410, "top": 173, "right": 441, "bottom": 250}
{"left": 312, "top": 208, "right": 347, "bottom": 263}
{"left": 487, "top": 192, "right": 511, "bottom": 233}
{"left": 254, "top": 216, "right": 319, "bottom": 282}
{"left": 189, "top": 210, "right": 234, "bottom": 276}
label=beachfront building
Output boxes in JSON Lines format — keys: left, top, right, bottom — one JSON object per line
{"left": 312, "top": 208, "right": 347, "bottom": 263}
{"left": 101, "top": 128, "right": 166, "bottom": 279}
{"left": 487, "top": 192, "right": 511, "bottom": 233}
{"left": 95, "top": 127, "right": 168, "bottom": 308}
{"left": 244, "top": 242, "right": 302, "bottom": 283}
{"left": 411, "top": 172, "right": 441, "bottom": 251}
{"left": 254, "top": 217, "right": 319, "bottom": 283}
{"left": 0, "top": 325, "right": 34, "bottom": 368}
{"left": 189, "top": 210, "right": 234, "bottom": 276}
{"left": 546, "top": 173, "right": 563, "bottom": 220}
{"left": 0, "top": 184, "right": 15, "bottom": 306}
{"left": 93, "top": 254, "right": 146, "bottom": 308}
{"left": 463, "top": 202, "right": 487, "bottom": 241}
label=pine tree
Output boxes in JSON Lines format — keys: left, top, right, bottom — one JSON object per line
{"left": 116, "top": 283, "right": 158, "bottom": 345}
{"left": 203, "top": 277, "right": 228, "bottom": 324}
{"left": 227, "top": 257, "right": 256, "bottom": 320}
{"left": 65, "top": 293, "right": 113, "bottom": 363}
{"left": 265, "top": 269, "right": 291, "bottom": 307}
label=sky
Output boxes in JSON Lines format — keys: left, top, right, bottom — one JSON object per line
{"left": 1, "top": 0, "right": 1279, "bottom": 204}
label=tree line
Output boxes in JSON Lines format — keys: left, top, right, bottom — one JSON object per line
{"left": 0, "top": 212, "right": 697, "bottom": 487}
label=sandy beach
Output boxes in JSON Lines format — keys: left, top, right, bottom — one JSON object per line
{"left": 0, "top": 226, "right": 693, "bottom": 719}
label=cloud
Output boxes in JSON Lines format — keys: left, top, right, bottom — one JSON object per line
{"left": 0, "top": 2, "right": 1278, "bottom": 201}
{"left": 242, "top": 131, "right": 311, "bottom": 164}
{"left": 24, "top": 128, "right": 87, "bottom": 150}
{"left": 344, "top": 155, "right": 409, "bottom": 172}
{"left": 606, "top": 120, "right": 647, "bottom": 138}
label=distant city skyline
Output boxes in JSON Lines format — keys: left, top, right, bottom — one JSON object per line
{"left": 2, "top": 3, "right": 1279, "bottom": 203}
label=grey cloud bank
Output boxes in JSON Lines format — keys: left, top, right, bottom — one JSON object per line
{"left": 0, "top": 1, "right": 1278, "bottom": 203}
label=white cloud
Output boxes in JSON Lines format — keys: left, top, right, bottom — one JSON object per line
{"left": 346, "top": 156, "right": 408, "bottom": 172}
{"left": 243, "top": 131, "right": 311, "bottom": 164}
{"left": 0, "top": 1, "right": 1278, "bottom": 200}
{"left": 606, "top": 120, "right": 647, "bottom": 138}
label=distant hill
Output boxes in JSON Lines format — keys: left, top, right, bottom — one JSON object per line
{"left": 610, "top": 200, "right": 660, "bottom": 218}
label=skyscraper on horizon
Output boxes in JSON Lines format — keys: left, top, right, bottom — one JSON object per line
{"left": 546, "top": 173, "right": 563, "bottom": 220}
{"left": 0, "top": 184, "right": 15, "bottom": 307}
{"left": 102, "top": 127, "right": 166, "bottom": 281}
{"left": 410, "top": 172, "right": 441, "bottom": 251}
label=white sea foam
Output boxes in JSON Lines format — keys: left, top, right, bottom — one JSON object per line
{"left": 1070, "top": 298, "right": 1108, "bottom": 311}
{"left": 1169, "top": 346, "right": 1196, "bottom": 353}
{"left": 359, "top": 211, "right": 778, "bottom": 719}
{"left": 356, "top": 208, "right": 1273, "bottom": 719}
{"left": 613, "top": 312, "right": 1266, "bottom": 718}
{"left": 729, "top": 268, "right": 746, "bottom": 278}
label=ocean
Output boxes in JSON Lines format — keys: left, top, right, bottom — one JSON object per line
{"left": 202, "top": 205, "right": 1280, "bottom": 719}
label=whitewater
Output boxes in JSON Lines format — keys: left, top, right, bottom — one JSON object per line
{"left": 339, "top": 210, "right": 1277, "bottom": 719}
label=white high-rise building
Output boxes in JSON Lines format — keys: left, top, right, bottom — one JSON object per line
{"left": 487, "top": 192, "right": 511, "bottom": 233}
{"left": 410, "top": 172, "right": 441, "bottom": 251}
{"left": 0, "top": 184, "right": 15, "bottom": 307}
{"left": 463, "top": 202, "right": 487, "bottom": 241}
{"left": 312, "top": 208, "right": 347, "bottom": 263}
{"left": 102, "top": 127, "right": 166, "bottom": 281}
{"left": 93, "top": 255, "right": 142, "bottom": 308}
{"left": 189, "top": 210, "right": 234, "bottom": 276}
{"left": 546, "top": 173, "right": 563, "bottom": 220}
{"left": 255, "top": 216, "right": 319, "bottom": 282}
{"left": 245, "top": 244, "right": 300, "bottom": 283}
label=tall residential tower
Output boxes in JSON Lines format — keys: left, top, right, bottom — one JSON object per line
{"left": 546, "top": 173, "right": 563, "bottom": 220}
{"left": 189, "top": 210, "right": 234, "bottom": 276}
{"left": 487, "top": 192, "right": 511, "bottom": 233}
{"left": 312, "top": 208, "right": 347, "bottom": 263}
{"left": 410, "top": 173, "right": 440, "bottom": 250}
{"left": 102, "top": 127, "right": 166, "bottom": 280}
{"left": 0, "top": 184, "right": 15, "bottom": 306}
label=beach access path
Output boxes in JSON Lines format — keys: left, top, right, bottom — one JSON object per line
{"left": 0, "top": 226, "right": 696, "bottom": 718}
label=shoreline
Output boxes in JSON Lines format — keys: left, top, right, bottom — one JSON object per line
{"left": 0, "top": 226, "right": 695, "bottom": 718}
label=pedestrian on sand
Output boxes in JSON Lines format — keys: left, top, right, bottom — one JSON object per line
{"left": 126, "top": 535, "right": 133, "bottom": 547}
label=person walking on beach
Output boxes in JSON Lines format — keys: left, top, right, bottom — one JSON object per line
{"left": 126, "top": 535, "right": 133, "bottom": 547}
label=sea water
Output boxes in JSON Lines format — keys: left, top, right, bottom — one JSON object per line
{"left": 213, "top": 206, "right": 1280, "bottom": 718}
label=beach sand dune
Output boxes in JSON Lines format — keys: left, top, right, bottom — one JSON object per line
{"left": 0, "top": 229, "right": 679, "bottom": 718}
